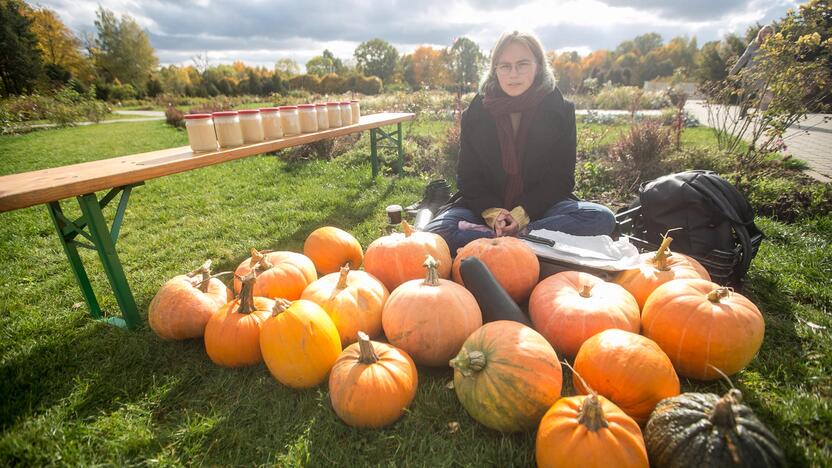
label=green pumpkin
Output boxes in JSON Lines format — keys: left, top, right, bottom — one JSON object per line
{"left": 644, "top": 389, "right": 785, "bottom": 468}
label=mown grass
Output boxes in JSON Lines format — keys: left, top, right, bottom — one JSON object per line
{"left": 0, "top": 119, "right": 830, "bottom": 466}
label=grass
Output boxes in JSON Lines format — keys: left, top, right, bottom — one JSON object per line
{"left": 0, "top": 119, "right": 830, "bottom": 466}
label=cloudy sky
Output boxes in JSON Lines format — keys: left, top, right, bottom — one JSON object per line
{"left": 33, "top": 0, "right": 797, "bottom": 70}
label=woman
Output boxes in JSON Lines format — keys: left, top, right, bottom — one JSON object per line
{"left": 425, "top": 31, "right": 615, "bottom": 255}
{"left": 729, "top": 24, "right": 776, "bottom": 112}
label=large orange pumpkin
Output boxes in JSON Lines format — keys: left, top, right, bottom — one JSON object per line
{"left": 450, "top": 321, "right": 562, "bottom": 432}
{"left": 381, "top": 255, "right": 482, "bottom": 367}
{"left": 260, "top": 298, "right": 342, "bottom": 388}
{"left": 452, "top": 236, "right": 539, "bottom": 303}
{"left": 529, "top": 271, "right": 640, "bottom": 358}
{"left": 303, "top": 226, "right": 364, "bottom": 274}
{"left": 204, "top": 272, "right": 273, "bottom": 367}
{"left": 148, "top": 259, "right": 233, "bottom": 340}
{"left": 233, "top": 248, "right": 317, "bottom": 300}
{"left": 614, "top": 236, "right": 710, "bottom": 309}
{"left": 573, "top": 329, "right": 680, "bottom": 425}
{"left": 536, "top": 393, "right": 649, "bottom": 468}
{"left": 329, "top": 331, "right": 418, "bottom": 428}
{"left": 364, "top": 221, "right": 452, "bottom": 291}
{"left": 641, "top": 278, "right": 765, "bottom": 381}
{"left": 301, "top": 265, "right": 389, "bottom": 345}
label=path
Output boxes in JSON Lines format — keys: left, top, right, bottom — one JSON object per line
{"left": 685, "top": 99, "right": 832, "bottom": 182}
{"left": 7, "top": 109, "right": 165, "bottom": 131}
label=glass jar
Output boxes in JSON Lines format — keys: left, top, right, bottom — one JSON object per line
{"left": 279, "top": 106, "right": 300, "bottom": 136}
{"left": 350, "top": 100, "right": 360, "bottom": 124}
{"left": 298, "top": 104, "right": 318, "bottom": 133}
{"left": 339, "top": 101, "right": 352, "bottom": 125}
{"left": 239, "top": 109, "right": 264, "bottom": 143}
{"left": 260, "top": 107, "right": 283, "bottom": 139}
{"left": 184, "top": 114, "right": 218, "bottom": 152}
{"left": 326, "top": 102, "right": 342, "bottom": 128}
{"left": 315, "top": 103, "right": 329, "bottom": 130}
{"left": 212, "top": 111, "right": 244, "bottom": 148}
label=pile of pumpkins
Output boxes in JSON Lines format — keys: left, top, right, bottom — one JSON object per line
{"left": 148, "top": 222, "right": 785, "bottom": 468}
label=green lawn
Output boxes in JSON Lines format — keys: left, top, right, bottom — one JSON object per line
{"left": 0, "top": 120, "right": 830, "bottom": 466}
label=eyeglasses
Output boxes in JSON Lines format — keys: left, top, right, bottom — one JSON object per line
{"left": 495, "top": 60, "right": 535, "bottom": 76}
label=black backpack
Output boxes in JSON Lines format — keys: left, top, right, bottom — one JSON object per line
{"left": 621, "top": 170, "right": 764, "bottom": 285}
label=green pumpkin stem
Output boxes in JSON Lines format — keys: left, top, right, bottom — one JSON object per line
{"left": 336, "top": 265, "right": 350, "bottom": 290}
{"left": 579, "top": 284, "right": 593, "bottom": 298}
{"left": 653, "top": 236, "right": 674, "bottom": 271}
{"left": 357, "top": 331, "right": 379, "bottom": 364}
{"left": 449, "top": 348, "right": 487, "bottom": 377}
{"left": 236, "top": 272, "right": 258, "bottom": 314}
{"left": 577, "top": 394, "right": 610, "bottom": 432}
{"left": 707, "top": 287, "right": 732, "bottom": 303}
{"left": 186, "top": 259, "right": 213, "bottom": 292}
{"left": 402, "top": 220, "right": 414, "bottom": 237}
{"left": 423, "top": 255, "right": 441, "bottom": 286}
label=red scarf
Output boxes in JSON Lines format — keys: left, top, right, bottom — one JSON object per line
{"left": 482, "top": 85, "right": 549, "bottom": 208}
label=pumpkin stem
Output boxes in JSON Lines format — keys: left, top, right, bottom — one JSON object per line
{"left": 579, "top": 284, "right": 593, "bottom": 298}
{"left": 707, "top": 287, "right": 732, "bottom": 303}
{"left": 449, "top": 348, "right": 487, "bottom": 377}
{"left": 336, "top": 265, "right": 350, "bottom": 290}
{"left": 402, "top": 220, "right": 414, "bottom": 237}
{"left": 192, "top": 271, "right": 233, "bottom": 291}
{"left": 577, "top": 394, "right": 610, "bottom": 432}
{"left": 236, "top": 272, "right": 258, "bottom": 314}
{"left": 709, "top": 390, "right": 742, "bottom": 430}
{"left": 357, "top": 331, "right": 379, "bottom": 364}
{"left": 423, "top": 255, "right": 441, "bottom": 286}
{"left": 271, "top": 298, "right": 292, "bottom": 316}
{"left": 653, "top": 235, "right": 674, "bottom": 271}
{"left": 186, "top": 259, "right": 213, "bottom": 292}
{"left": 251, "top": 248, "right": 273, "bottom": 273}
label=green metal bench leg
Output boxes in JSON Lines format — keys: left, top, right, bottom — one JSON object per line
{"left": 370, "top": 128, "right": 379, "bottom": 178}
{"left": 77, "top": 193, "right": 140, "bottom": 330}
{"left": 396, "top": 122, "right": 404, "bottom": 174}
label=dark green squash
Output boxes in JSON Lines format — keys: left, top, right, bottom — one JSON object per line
{"left": 459, "top": 257, "right": 531, "bottom": 326}
{"left": 644, "top": 389, "right": 785, "bottom": 468}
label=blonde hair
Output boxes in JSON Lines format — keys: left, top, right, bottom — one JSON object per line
{"left": 480, "top": 31, "right": 556, "bottom": 96}
{"left": 757, "top": 24, "right": 776, "bottom": 43}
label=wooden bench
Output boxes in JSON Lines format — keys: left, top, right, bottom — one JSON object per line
{"left": 0, "top": 112, "right": 415, "bottom": 329}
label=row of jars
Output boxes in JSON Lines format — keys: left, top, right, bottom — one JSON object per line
{"left": 185, "top": 100, "right": 361, "bottom": 152}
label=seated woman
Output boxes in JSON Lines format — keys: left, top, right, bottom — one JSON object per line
{"left": 425, "top": 31, "right": 616, "bottom": 255}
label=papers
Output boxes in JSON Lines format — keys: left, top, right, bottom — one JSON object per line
{"left": 522, "top": 229, "right": 641, "bottom": 271}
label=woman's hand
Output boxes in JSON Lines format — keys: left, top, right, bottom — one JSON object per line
{"left": 495, "top": 212, "right": 521, "bottom": 237}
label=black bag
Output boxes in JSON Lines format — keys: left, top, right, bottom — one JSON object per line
{"left": 617, "top": 170, "right": 764, "bottom": 285}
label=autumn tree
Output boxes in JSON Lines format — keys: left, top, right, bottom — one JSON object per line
{"left": 354, "top": 38, "right": 399, "bottom": 85}
{"left": 306, "top": 49, "right": 345, "bottom": 76}
{"left": 27, "top": 6, "right": 91, "bottom": 83}
{"left": 274, "top": 58, "right": 300, "bottom": 78}
{"left": 0, "top": 0, "right": 43, "bottom": 95}
{"left": 403, "top": 46, "right": 449, "bottom": 90}
{"left": 89, "top": 6, "right": 158, "bottom": 92}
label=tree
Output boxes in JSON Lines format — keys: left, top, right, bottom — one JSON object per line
{"left": 354, "top": 38, "right": 399, "bottom": 85}
{"left": 90, "top": 7, "right": 158, "bottom": 93}
{"left": 633, "top": 33, "right": 663, "bottom": 56}
{"left": 274, "top": 58, "right": 300, "bottom": 78}
{"left": 448, "top": 37, "right": 485, "bottom": 91}
{"left": 403, "top": 46, "right": 449, "bottom": 90}
{"left": 549, "top": 51, "right": 583, "bottom": 94}
{"left": 0, "top": 0, "right": 43, "bottom": 95}
{"left": 27, "top": 7, "right": 90, "bottom": 81}
{"left": 306, "top": 49, "right": 345, "bottom": 76}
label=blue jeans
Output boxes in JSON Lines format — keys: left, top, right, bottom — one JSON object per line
{"left": 424, "top": 199, "right": 617, "bottom": 256}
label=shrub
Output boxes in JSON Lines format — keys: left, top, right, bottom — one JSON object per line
{"left": 593, "top": 84, "right": 670, "bottom": 110}
{"left": 165, "top": 106, "right": 185, "bottom": 129}
{"left": 608, "top": 120, "right": 672, "bottom": 188}
{"left": 320, "top": 73, "right": 346, "bottom": 94}
{"left": 356, "top": 75, "right": 383, "bottom": 95}
{"left": 110, "top": 83, "right": 137, "bottom": 102}
{"left": 742, "top": 175, "right": 832, "bottom": 223}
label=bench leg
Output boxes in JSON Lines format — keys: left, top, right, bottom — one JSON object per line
{"left": 396, "top": 122, "right": 404, "bottom": 174}
{"left": 371, "top": 127, "right": 379, "bottom": 178}
{"left": 370, "top": 123, "right": 405, "bottom": 176}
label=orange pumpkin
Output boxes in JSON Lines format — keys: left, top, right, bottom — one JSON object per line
{"left": 329, "top": 331, "right": 418, "bottom": 428}
{"left": 204, "top": 272, "right": 273, "bottom": 367}
{"left": 529, "top": 271, "right": 640, "bottom": 358}
{"left": 233, "top": 248, "right": 317, "bottom": 300}
{"left": 614, "top": 236, "right": 710, "bottom": 309}
{"left": 641, "top": 279, "right": 765, "bottom": 380}
{"left": 536, "top": 393, "right": 649, "bottom": 468}
{"left": 573, "top": 329, "right": 680, "bottom": 425}
{"left": 382, "top": 255, "right": 482, "bottom": 367}
{"left": 148, "top": 259, "right": 233, "bottom": 340}
{"left": 364, "top": 221, "right": 452, "bottom": 291}
{"left": 303, "top": 226, "right": 364, "bottom": 274}
{"left": 452, "top": 236, "right": 539, "bottom": 303}
{"left": 450, "top": 321, "right": 562, "bottom": 432}
{"left": 301, "top": 265, "right": 389, "bottom": 345}
{"left": 260, "top": 298, "right": 342, "bottom": 388}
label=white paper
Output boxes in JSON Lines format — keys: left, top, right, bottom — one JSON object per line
{"left": 523, "top": 230, "right": 641, "bottom": 271}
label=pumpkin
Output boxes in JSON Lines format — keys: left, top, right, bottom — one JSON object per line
{"left": 204, "top": 272, "right": 273, "bottom": 367}
{"left": 148, "top": 259, "right": 233, "bottom": 340}
{"left": 364, "top": 220, "right": 452, "bottom": 291}
{"left": 301, "top": 265, "right": 389, "bottom": 345}
{"left": 233, "top": 248, "right": 317, "bottom": 300}
{"left": 614, "top": 236, "right": 710, "bottom": 309}
{"left": 536, "top": 393, "right": 649, "bottom": 468}
{"left": 382, "top": 255, "right": 482, "bottom": 367}
{"left": 641, "top": 279, "right": 765, "bottom": 380}
{"left": 645, "top": 389, "right": 786, "bottom": 468}
{"left": 452, "top": 236, "right": 539, "bottom": 303}
{"left": 303, "top": 226, "right": 363, "bottom": 274}
{"left": 528, "top": 271, "right": 640, "bottom": 358}
{"left": 573, "top": 329, "right": 680, "bottom": 425}
{"left": 329, "top": 331, "right": 418, "bottom": 428}
{"left": 260, "top": 298, "right": 342, "bottom": 388}
{"left": 450, "top": 320, "right": 562, "bottom": 432}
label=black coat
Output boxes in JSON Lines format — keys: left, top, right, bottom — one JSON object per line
{"left": 451, "top": 88, "right": 576, "bottom": 220}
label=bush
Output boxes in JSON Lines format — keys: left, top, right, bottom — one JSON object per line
{"left": 165, "top": 106, "right": 185, "bottom": 129}
{"left": 742, "top": 175, "right": 832, "bottom": 223}
{"left": 320, "top": 73, "right": 346, "bottom": 94}
{"left": 110, "top": 83, "right": 137, "bottom": 102}
{"left": 593, "top": 84, "right": 670, "bottom": 110}
{"left": 355, "top": 75, "right": 383, "bottom": 95}
{"left": 608, "top": 120, "right": 672, "bottom": 187}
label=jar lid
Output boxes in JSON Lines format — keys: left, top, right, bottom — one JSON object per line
{"left": 279, "top": 105, "right": 298, "bottom": 110}
{"left": 297, "top": 104, "right": 316, "bottom": 109}
{"left": 259, "top": 107, "right": 279, "bottom": 112}
{"left": 339, "top": 101, "right": 351, "bottom": 105}
{"left": 314, "top": 103, "right": 327, "bottom": 107}
{"left": 350, "top": 99, "right": 359, "bottom": 102}
{"left": 184, "top": 113, "right": 212, "bottom": 120}
{"left": 326, "top": 102, "right": 340, "bottom": 106}
{"left": 238, "top": 109, "right": 261, "bottom": 114}
{"left": 212, "top": 111, "right": 238, "bottom": 117}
